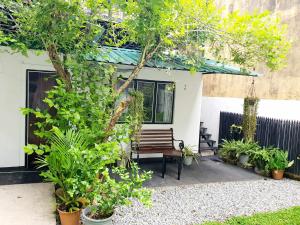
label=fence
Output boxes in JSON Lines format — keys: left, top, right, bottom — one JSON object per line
{"left": 219, "top": 111, "right": 300, "bottom": 176}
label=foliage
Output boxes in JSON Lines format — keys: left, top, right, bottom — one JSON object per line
{"left": 0, "top": 0, "right": 292, "bottom": 146}
{"left": 37, "top": 128, "right": 152, "bottom": 216}
{"left": 219, "top": 10, "right": 291, "bottom": 71}
{"left": 220, "top": 139, "right": 295, "bottom": 173}
{"left": 202, "top": 206, "right": 300, "bottom": 225}
{"left": 219, "top": 139, "right": 260, "bottom": 162}
{"left": 267, "top": 148, "right": 294, "bottom": 171}
{"left": 183, "top": 145, "right": 200, "bottom": 164}
{"left": 183, "top": 146, "right": 196, "bottom": 157}
{"left": 36, "top": 128, "right": 120, "bottom": 212}
{"left": 230, "top": 124, "right": 242, "bottom": 135}
{"left": 20, "top": 60, "right": 135, "bottom": 155}
{"left": 128, "top": 91, "right": 144, "bottom": 143}
{"left": 242, "top": 97, "right": 259, "bottom": 142}
{"left": 86, "top": 163, "right": 152, "bottom": 219}
{"left": 250, "top": 147, "right": 272, "bottom": 172}
{"left": 2, "top": 0, "right": 291, "bottom": 72}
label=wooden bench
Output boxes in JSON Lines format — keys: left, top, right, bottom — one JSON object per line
{"left": 131, "top": 128, "right": 184, "bottom": 180}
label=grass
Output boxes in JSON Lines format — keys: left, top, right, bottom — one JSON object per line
{"left": 201, "top": 206, "right": 300, "bottom": 225}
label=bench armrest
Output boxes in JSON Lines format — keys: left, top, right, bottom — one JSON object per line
{"left": 173, "top": 139, "right": 184, "bottom": 150}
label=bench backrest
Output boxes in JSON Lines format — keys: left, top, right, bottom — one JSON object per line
{"left": 131, "top": 129, "right": 175, "bottom": 151}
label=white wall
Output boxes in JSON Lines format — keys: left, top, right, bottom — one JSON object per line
{"left": 0, "top": 48, "right": 54, "bottom": 167}
{"left": 120, "top": 66, "right": 203, "bottom": 157}
{"left": 0, "top": 49, "right": 203, "bottom": 167}
{"left": 201, "top": 96, "right": 300, "bottom": 145}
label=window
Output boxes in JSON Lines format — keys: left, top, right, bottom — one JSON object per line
{"left": 137, "top": 81, "right": 155, "bottom": 123}
{"left": 155, "top": 83, "right": 174, "bottom": 123}
{"left": 118, "top": 79, "right": 175, "bottom": 124}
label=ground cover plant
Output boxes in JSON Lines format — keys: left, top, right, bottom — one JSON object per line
{"left": 202, "top": 206, "right": 300, "bottom": 225}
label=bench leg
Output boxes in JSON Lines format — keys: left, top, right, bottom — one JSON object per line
{"left": 162, "top": 157, "right": 166, "bottom": 178}
{"left": 177, "top": 157, "right": 183, "bottom": 180}
{"left": 137, "top": 153, "right": 140, "bottom": 164}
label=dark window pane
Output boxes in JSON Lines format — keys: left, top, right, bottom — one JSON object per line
{"left": 137, "top": 81, "right": 155, "bottom": 123}
{"left": 155, "top": 83, "right": 174, "bottom": 123}
{"left": 116, "top": 79, "right": 134, "bottom": 122}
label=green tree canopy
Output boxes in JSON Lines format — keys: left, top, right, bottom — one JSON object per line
{"left": 0, "top": 0, "right": 291, "bottom": 135}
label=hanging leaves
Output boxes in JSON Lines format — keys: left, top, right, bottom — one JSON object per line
{"left": 243, "top": 96, "right": 259, "bottom": 142}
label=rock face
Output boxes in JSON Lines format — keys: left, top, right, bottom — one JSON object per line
{"left": 203, "top": 0, "right": 300, "bottom": 100}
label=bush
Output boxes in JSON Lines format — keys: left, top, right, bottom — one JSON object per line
{"left": 219, "top": 139, "right": 260, "bottom": 163}
{"left": 220, "top": 139, "right": 295, "bottom": 174}
{"left": 267, "top": 148, "right": 294, "bottom": 171}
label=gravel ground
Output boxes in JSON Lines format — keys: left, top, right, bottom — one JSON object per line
{"left": 113, "top": 179, "right": 300, "bottom": 225}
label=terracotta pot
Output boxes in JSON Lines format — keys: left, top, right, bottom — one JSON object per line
{"left": 272, "top": 170, "right": 284, "bottom": 180}
{"left": 58, "top": 208, "right": 81, "bottom": 225}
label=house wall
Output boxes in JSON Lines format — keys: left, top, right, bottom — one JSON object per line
{"left": 201, "top": 96, "right": 300, "bottom": 145}
{"left": 0, "top": 48, "right": 203, "bottom": 168}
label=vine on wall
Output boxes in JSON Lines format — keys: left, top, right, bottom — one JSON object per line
{"left": 128, "top": 91, "right": 144, "bottom": 144}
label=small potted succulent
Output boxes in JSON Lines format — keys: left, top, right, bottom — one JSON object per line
{"left": 267, "top": 148, "right": 294, "bottom": 180}
{"left": 182, "top": 146, "right": 199, "bottom": 166}
{"left": 82, "top": 163, "right": 152, "bottom": 225}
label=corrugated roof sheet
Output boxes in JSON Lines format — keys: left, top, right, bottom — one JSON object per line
{"left": 91, "top": 47, "right": 260, "bottom": 76}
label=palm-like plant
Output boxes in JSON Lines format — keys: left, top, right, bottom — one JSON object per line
{"left": 36, "top": 128, "right": 90, "bottom": 212}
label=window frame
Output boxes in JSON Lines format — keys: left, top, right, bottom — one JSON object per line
{"left": 120, "top": 78, "right": 175, "bottom": 125}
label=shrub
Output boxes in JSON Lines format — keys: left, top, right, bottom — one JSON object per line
{"left": 267, "top": 148, "right": 294, "bottom": 171}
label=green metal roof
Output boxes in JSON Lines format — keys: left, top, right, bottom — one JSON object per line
{"left": 91, "top": 47, "right": 260, "bottom": 76}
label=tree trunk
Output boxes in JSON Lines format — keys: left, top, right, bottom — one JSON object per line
{"left": 47, "top": 44, "right": 72, "bottom": 90}
{"left": 104, "top": 43, "right": 161, "bottom": 138}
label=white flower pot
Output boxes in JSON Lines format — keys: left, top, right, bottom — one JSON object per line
{"left": 82, "top": 207, "right": 114, "bottom": 225}
{"left": 238, "top": 154, "right": 249, "bottom": 165}
{"left": 183, "top": 156, "right": 193, "bottom": 166}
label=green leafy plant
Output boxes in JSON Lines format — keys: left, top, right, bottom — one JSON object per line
{"left": 242, "top": 97, "right": 259, "bottom": 142}
{"left": 220, "top": 139, "right": 260, "bottom": 164}
{"left": 267, "top": 148, "right": 294, "bottom": 171}
{"left": 183, "top": 145, "right": 200, "bottom": 164}
{"left": 86, "top": 163, "right": 152, "bottom": 219}
{"left": 250, "top": 147, "right": 272, "bottom": 173}
{"left": 230, "top": 124, "right": 243, "bottom": 135}
{"left": 36, "top": 128, "right": 119, "bottom": 212}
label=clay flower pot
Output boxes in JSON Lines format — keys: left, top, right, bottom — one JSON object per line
{"left": 57, "top": 208, "right": 81, "bottom": 225}
{"left": 272, "top": 170, "right": 284, "bottom": 180}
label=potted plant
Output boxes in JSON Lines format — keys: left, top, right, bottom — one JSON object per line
{"left": 182, "top": 146, "right": 199, "bottom": 166}
{"left": 251, "top": 147, "right": 271, "bottom": 176}
{"left": 82, "top": 163, "right": 152, "bottom": 225}
{"left": 36, "top": 128, "right": 90, "bottom": 225}
{"left": 237, "top": 141, "right": 260, "bottom": 166}
{"left": 219, "top": 139, "right": 243, "bottom": 164}
{"left": 267, "top": 148, "right": 294, "bottom": 180}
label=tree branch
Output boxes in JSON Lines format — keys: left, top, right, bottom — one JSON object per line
{"left": 104, "top": 42, "right": 161, "bottom": 138}
{"left": 47, "top": 44, "right": 72, "bottom": 90}
{"left": 116, "top": 42, "right": 161, "bottom": 95}
{"left": 104, "top": 96, "right": 133, "bottom": 139}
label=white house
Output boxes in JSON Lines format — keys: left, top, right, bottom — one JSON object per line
{"left": 0, "top": 46, "right": 257, "bottom": 169}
